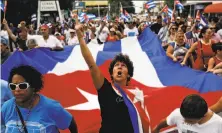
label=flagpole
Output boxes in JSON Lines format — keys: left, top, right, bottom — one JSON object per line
{"left": 3, "top": 0, "right": 7, "bottom": 19}
{"left": 160, "top": 5, "right": 166, "bottom": 13}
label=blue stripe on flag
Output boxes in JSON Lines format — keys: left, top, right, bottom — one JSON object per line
{"left": 138, "top": 27, "right": 165, "bottom": 57}
{"left": 137, "top": 28, "right": 222, "bottom": 93}
{"left": 114, "top": 84, "right": 139, "bottom": 133}
{"left": 0, "top": 0, "right": 4, "bottom": 11}
{"left": 1, "top": 46, "right": 75, "bottom": 80}
{"left": 103, "top": 40, "right": 121, "bottom": 52}
{"left": 96, "top": 51, "right": 119, "bottom": 66}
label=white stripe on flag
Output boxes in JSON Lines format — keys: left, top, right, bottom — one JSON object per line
{"left": 121, "top": 37, "right": 164, "bottom": 87}
{"left": 49, "top": 43, "right": 104, "bottom": 75}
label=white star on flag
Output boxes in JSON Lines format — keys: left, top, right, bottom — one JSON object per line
{"left": 65, "top": 87, "right": 100, "bottom": 110}
{"left": 128, "top": 87, "right": 148, "bottom": 109}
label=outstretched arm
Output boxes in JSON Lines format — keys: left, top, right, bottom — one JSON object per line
{"left": 152, "top": 119, "right": 169, "bottom": 133}
{"left": 75, "top": 18, "right": 104, "bottom": 90}
{"left": 2, "top": 19, "right": 17, "bottom": 42}
{"left": 210, "top": 97, "right": 222, "bottom": 114}
{"left": 166, "top": 44, "right": 177, "bottom": 62}
{"left": 181, "top": 42, "right": 198, "bottom": 66}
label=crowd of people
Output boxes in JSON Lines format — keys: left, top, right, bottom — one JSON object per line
{"left": 1, "top": 14, "right": 222, "bottom": 75}
{"left": 1, "top": 11, "right": 222, "bottom": 133}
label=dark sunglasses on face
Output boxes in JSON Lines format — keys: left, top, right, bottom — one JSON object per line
{"left": 9, "top": 82, "right": 30, "bottom": 90}
{"left": 172, "top": 28, "right": 178, "bottom": 30}
{"left": 210, "top": 27, "right": 216, "bottom": 30}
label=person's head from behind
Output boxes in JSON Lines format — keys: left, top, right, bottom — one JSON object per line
{"left": 193, "top": 25, "right": 199, "bottom": 33}
{"left": 109, "top": 53, "right": 134, "bottom": 86}
{"left": 212, "top": 42, "right": 222, "bottom": 56}
{"left": 180, "top": 94, "right": 208, "bottom": 124}
{"left": 175, "top": 31, "right": 185, "bottom": 45}
{"left": 8, "top": 65, "right": 43, "bottom": 104}
{"left": 162, "top": 18, "right": 168, "bottom": 26}
{"left": 27, "top": 39, "right": 38, "bottom": 49}
{"left": 0, "top": 37, "right": 9, "bottom": 53}
{"left": 199, "top": 26, "right": 212, "bottom": 40}
{"left": 157, "top": 16, "right": 162, "bottom": 24}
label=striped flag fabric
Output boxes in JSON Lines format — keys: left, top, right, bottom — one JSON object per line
{"left": 1, "top": 28, "right": 222, "bottom": 133}
{"left": 161, "top": 5, "right": 173, "bottom": 18}
{"left": 184, "top": 31, "right": 198, "bottom": 45}
{"left": 124, "top": 10, "right": 132, "bottom": 20}
{"left": 0, "top": 0, "right": 4, "bottom": 11}
{"left": 175, "top": 0, "right": 184, "bottom": 9}
{"left": 145, "top": 0, "right": 156, "bottom": 10}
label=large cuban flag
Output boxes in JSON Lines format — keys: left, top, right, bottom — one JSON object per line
{"left": 1, "top": 28, "right": 222, "bottom": 133}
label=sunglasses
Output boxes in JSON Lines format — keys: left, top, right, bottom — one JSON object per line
{"left": 9, "top": 82, "right": 30, "bottom": 90}
{"left": 210, "top": 27, "right": 216, "bottom": 30}
{"left": 172, "top": 28, "right": 178, "bottom": 30}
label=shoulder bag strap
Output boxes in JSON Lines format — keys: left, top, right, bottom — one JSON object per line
{"left": 15, "top": 105, "right": 28, "bottom": 133}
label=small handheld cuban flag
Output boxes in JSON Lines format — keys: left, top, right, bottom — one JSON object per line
{"left": 124, "top": 10, "right": 132, "bottom": 20}
{"left": 145, "top": 0, "right": 156, "bottom": 10}
{"left": 175, "top": 0, "right": 184, "bottom": 9}
{"left": 198, "top": 15, "right": 208, "bottom": 29}
{"left": 0, "top": 0, "right": 6, "bottom": 12}
{"left": 168, "top": 8, "right": 173, "bottom": 18}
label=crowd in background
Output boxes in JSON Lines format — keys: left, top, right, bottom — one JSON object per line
{"left": 1, "top": 14, "right": 222, "bottom": 75}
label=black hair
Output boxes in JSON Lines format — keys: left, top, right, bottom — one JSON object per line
{"left": 180, "top": 94, "right": 208, "bottom": 119}
{"left": 109, "top": 53, "right": 134, "bottom": 83}
{"left": 194, "top": 25, "right": 199, "bottom": 30}
{"left": 157, "top": 16, "right": 162, "bottom": 19}
{"left": 199, "top": 26, "right": 209, "bottom": 38}
{"left": 212, "top": 42, "right": 222, "bottom": 53}
{"left": 8, "top": 65, "right": 43, "bottom": 92}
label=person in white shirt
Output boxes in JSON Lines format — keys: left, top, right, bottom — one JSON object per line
{"left": 36, "top": 25, "right": 63, "bottom": 50}
{"left": 123, "top": 22, "right": 139, "bottom": 37}
{"left": 67, "top": 29, "right": 79, "bottom": 46}
{"left": 96, "top": 21, "right": 109, "bottom": 43}
{"left": 152, "top": 94, "right": 222, "bottom": 133}
{"left": 0, "top": 25, "right": 9, "bottom": 40}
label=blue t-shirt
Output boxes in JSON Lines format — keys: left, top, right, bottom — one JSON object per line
{"left": 1, "top": 94, "right": 72, "bottom": 133}
{"left": 1, "top": 80, "right": 13, "bottom": 106}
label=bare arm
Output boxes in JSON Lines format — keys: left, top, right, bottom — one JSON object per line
{"left": 210, "top": 97, "right": 222, "bottom": 114}
{"left": 207, "top": 58, "right": 215, "bottom": 71}
{"left": 214, "top": 62, "right": 222, "bottom": 69}
{"left": 181, "top": 42, "right": 198, "bottom": 65}
{"left": 166, "top": 44, "right": 177, "bottom": 62}
{"left": 75, "top": 19, "right": 104, "bottom": 90}
{"left": 152, "top": 119, "right": 169, "bottom": 133}
{"left": 2, "top": 19, "right": 17, "bottom": 42}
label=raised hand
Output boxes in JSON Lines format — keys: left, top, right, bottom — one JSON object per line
{"left": 75, "top": 23, "right": 84, "bottom": 39}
